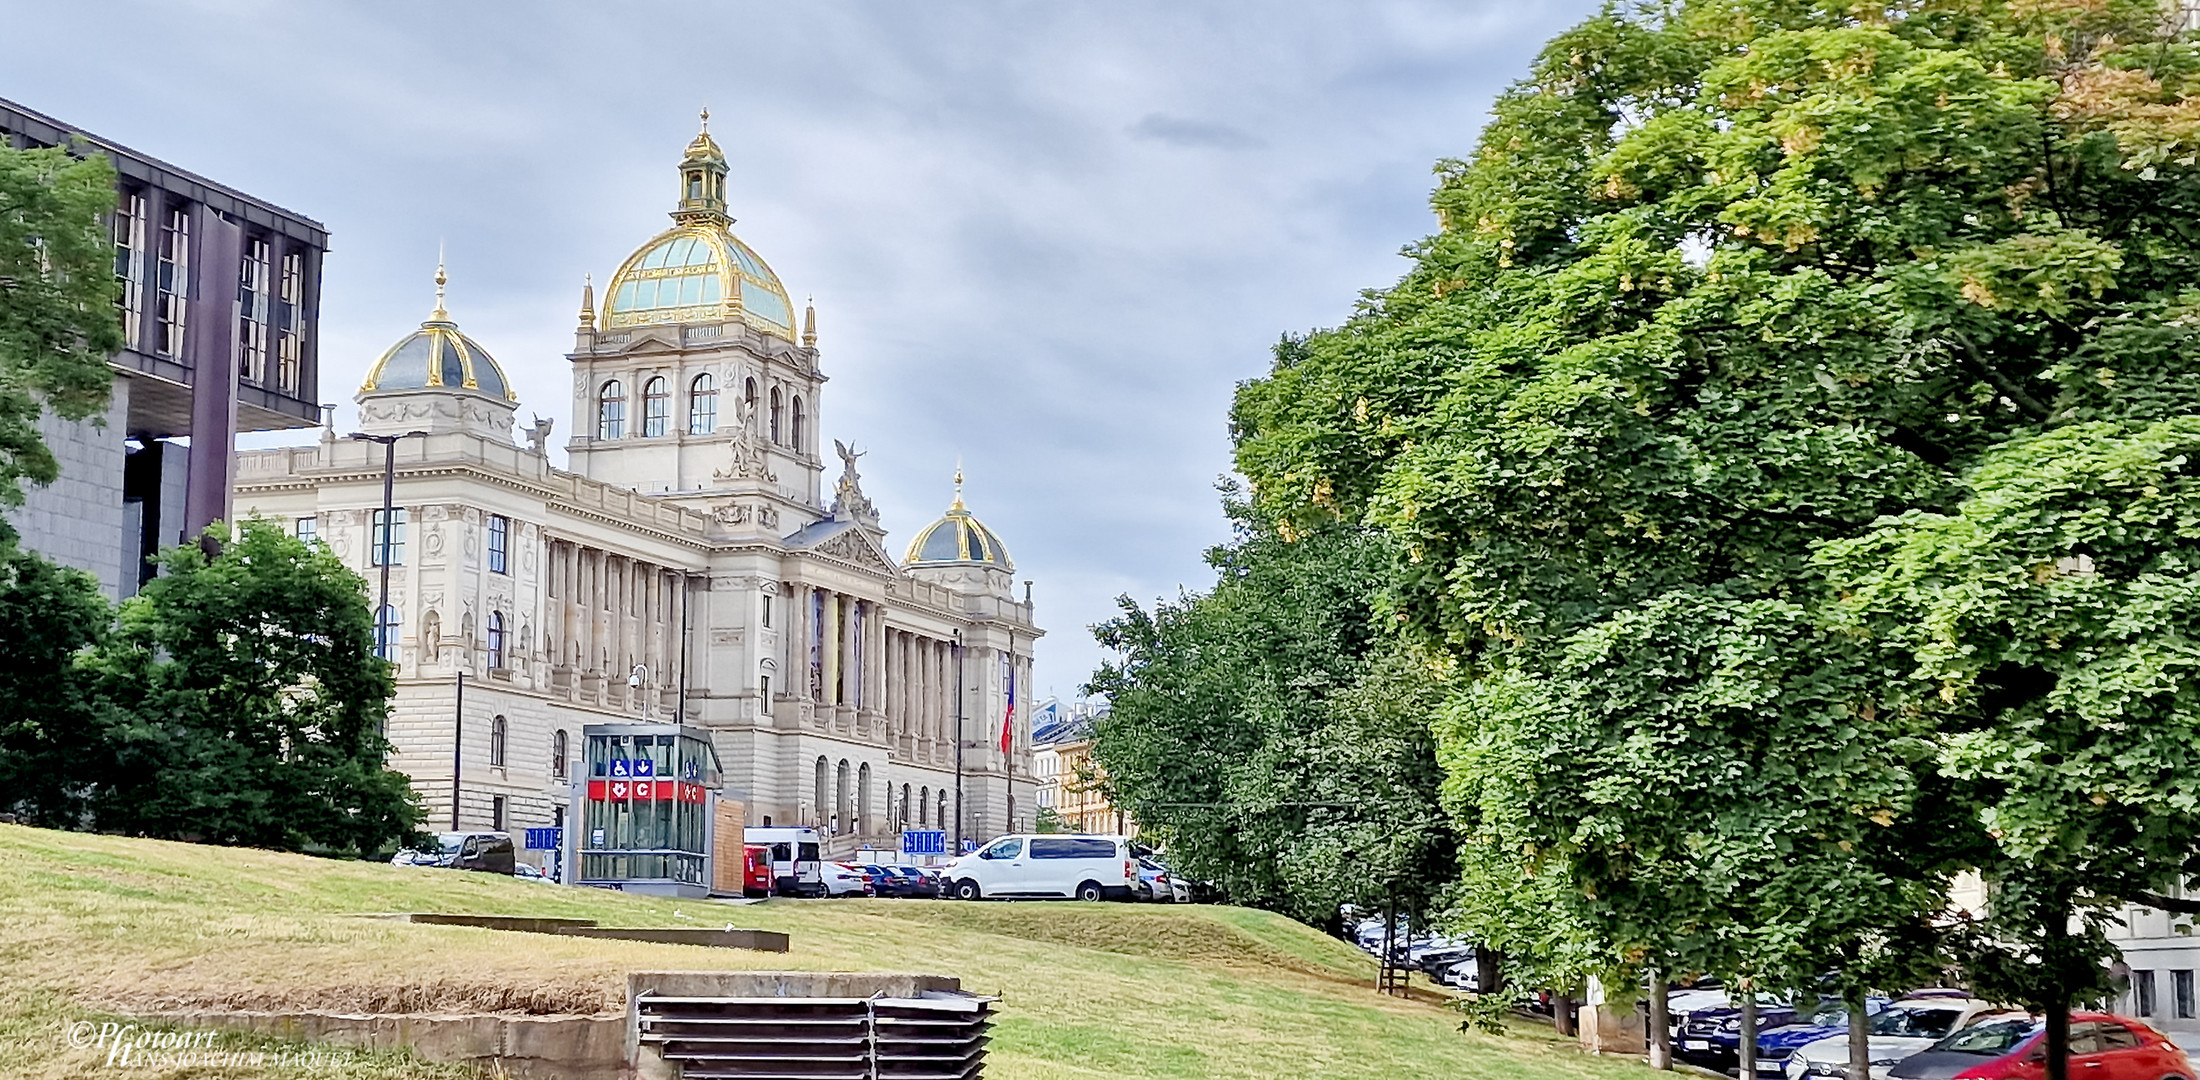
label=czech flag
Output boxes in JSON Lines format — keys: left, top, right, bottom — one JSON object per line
{"left": 999, "top": 654, "right": 1016, "bottom": 754}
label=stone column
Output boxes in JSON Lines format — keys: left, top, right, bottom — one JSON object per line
{"left": 578, "top": 547, "right": 595, "bottom": 675}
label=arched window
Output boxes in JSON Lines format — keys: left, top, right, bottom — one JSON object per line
{"left": 937, "top": 790, "right": 948, "bottom": 832}
{"left": 487, "top": 611, "right": 505, "bottom": 669}
{"left": 814, "top": 756, "right": 830, "bottom": 826}
{"left": 374, "top": 605, "right": 400, "bottom": 662}
{"left": 743, "top": 377, "right": 758, "bottom": 427}
{"left": 857, "top": 763, "right": 872, "bottom": 835}
{"left": 597, "top": 380, "right": 626, "bottom": 439}
{"left": 834, "top": 759, "right": 851, "bottom": 835}
{"left": 552, "top": 729, "right": 569, "bottom": 779}
{"left": 489, "top": 714, "right": 508, "bottom": 767}
{"left": 769, "top": 387, "right": 783, "bottom": 443}
{"left": 918, "top": 785, "right": 929, "bottom": 827}
{"left": 900, "top": 783, "right": 911, "bottom": 826}
{"left": 642, "top": 376, "right": 669, "bottom": 437}
{"left": 688, "top": 374, "right": 717, "bottom": 435}
{"left": 791, "top": 395, "right": 805, "bottom": 453}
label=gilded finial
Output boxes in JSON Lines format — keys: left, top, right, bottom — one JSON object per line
{"left": 802, "top": 296, "right": 817, "bottom": 348}
{"left": 699, "top": 107, "right": 710, "bottom": 135}
{"left": 578, "top": 272, "right": 596, "bottom": 331}
{"left": 951, "top": 460, "right": 966, "bottom": 512}
{"left": 431, "top": 242, "right": 449, "bottom": 321}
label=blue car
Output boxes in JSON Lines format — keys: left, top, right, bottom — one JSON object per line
{"left": 1679, "top": 997, "right": 1803, "bottom": 1069}
{"left": 1752, "top": 999, "right": 1891, "bottom": 1076}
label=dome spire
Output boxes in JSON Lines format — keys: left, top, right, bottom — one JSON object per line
{"left": 431, "top": 242, "right": 449, "bottom": 322}
{"left": 675, "top": 106, "right": 730, "bottom": 225}
{"left": 578, "top": 272, "right": 596, "bottom": 330}
{"left": 951, "top": 460, "right": 966, "bottom": 512}
{"left": 803, "top": 297, "right": 817, "bottom": 348}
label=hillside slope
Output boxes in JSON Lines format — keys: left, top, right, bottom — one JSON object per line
{"left": 0, "top": 825, "right": 1647, "bottom": 1080}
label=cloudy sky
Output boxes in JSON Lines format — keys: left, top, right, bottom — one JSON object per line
{"left": 8, "top": 0, "right": 1591, "bottom": 697}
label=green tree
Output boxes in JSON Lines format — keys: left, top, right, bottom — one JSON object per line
{"left": 1087, "top": 504, "right": 1456, "bottom": 928}
{"left": 1227, "top": 0, "right": 2200, "bottom": 1072}
{"left": 1820, "top": 416, "right": 2200, "bottom": 1065}
{"left": 87, "top": 521, "right": 420, "bottom": 856}
{"left": 0, "top": 141, "right": 122, "bottom": 534}
{"left": 0, "top": 548, "right": 112, "bottom": 825}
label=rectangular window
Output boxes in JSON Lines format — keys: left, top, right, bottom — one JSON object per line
{"left": 276, "top": 251, "right": 304, "bottom": 392}
{"left": 761, "top": 594, "right": 773, "bottom": 628}
{"left": 488, "top": 515, "right": 509, "bottom": 574}
{"left": 371, "top": 508, "right": 407, "bottom": 566}
{"left": 760, "top": 673, "right": 771, "bottom": 703}
{"left": 2137, "top": 970, "right": 2157, "bottom": 1017}
{"left": 491, "top": 795, "right": 507, "bottom": 832}
{"left": 236, "top": 238, "right": 270, "bottom": 384}
{"left": 1029, "top": 837, "right": 1120, "bottom": 859}
{"left": 295, "top": 517, "right": 317, "bottom": 545}
{"left": 2174, "top": 970, "right": 2194, "bottom": 1019}
{"left": 156, "top": 206, "right": 190, "bottom": 357}
{"left": 113, "top": 191, "right": 146, "bottom": 346}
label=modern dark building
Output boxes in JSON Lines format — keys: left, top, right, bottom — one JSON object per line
{"left": 0, "top": 96, "right": 326, "bottom": 597}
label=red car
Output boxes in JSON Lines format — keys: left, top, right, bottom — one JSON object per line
{"left": 1890, "top": 1013, "right": 2193, "bottom": 1080}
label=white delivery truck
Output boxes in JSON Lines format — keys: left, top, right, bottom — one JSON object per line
{"left": 942, "top": 834, "right": 1138, "bottom": 901}
{"left": 743, "top": 826, "right": 826, "bottom": 897}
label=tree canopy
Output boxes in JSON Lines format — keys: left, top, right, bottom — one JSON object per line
{"left": 1093, "top": 0, "right": 2200, "bottom": 1066}
{"left": 0, "top": 140, "right": 121, "bottom": 535}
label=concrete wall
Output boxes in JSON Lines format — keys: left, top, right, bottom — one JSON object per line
{"left": 8, "top": 377, "right": 130, "bottom": 599}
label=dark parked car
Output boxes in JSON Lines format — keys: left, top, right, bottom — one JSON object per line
{"left": 1888, "top": 1013, "right": 2190, "bottom": 1080}
{"left": 1679, "top": 996, "right": 1802, "bottom": 1070}
{"left": 886, "top": 866, "right": 940, "bottom": 898}
{"left": 391, "top": 831, "right": 515, "bottom": 875}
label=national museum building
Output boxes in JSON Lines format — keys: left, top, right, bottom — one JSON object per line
{"left": 232, "top": 121, "right": 1042, "bottom": 862}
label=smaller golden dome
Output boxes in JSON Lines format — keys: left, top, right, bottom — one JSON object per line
{"left": 358, "top": 262, "right": 515, "bottom": 401}
{"left": 904, "top": 472, "right": 1014, "bottom": 570}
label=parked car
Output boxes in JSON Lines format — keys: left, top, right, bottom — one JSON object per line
{"left": 1787, "top": 998, "right": 2017, "bottom": 1080}
{"left": 513, "top": 863, "right": 555, "bottom": 884}
{"left": 1439, "top": 957, "right": 1484, "bottom": 992}
{"left": 1415, "top": 946, "right": 1477, "bottom": 978}
{"left": 890, "top": 866, "right": 942, "bottom": 899}
{"left": 1679, "top": 995, "right": 1800, "bottom": 1070}
{"left": 391, "top": 831, "right": 515, "bottom": 875}
{"left": 1754, "top": 999, "right": 1893, "bottom": 1075}
{"left": 943, "top": 834, "right": 1138, "bottom": 901}
{"left": 1889, "top": 1013, "right": 2191, "bottom": 1080}
{"left": 1135, "top": 859, "right": 1184, "bottom": 902}
{"left": 823, "top": 862, "right": 873, "bottom": 897}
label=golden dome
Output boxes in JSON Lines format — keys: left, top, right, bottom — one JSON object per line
{"left": 359, "top": 261, "right": 516, "bottom": 401}
{"left": 904, "top": 472, "right": 1014, "bottom": 570}
{"left": 601, "top": 112, "right": 798, "bottom": 338}
{"left": 602, "top": 225, "right": 796, "bottom": 336}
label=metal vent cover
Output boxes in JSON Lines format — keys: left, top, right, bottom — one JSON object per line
{"left": 637, "top": 991, "right": 994, "bottom": 1079}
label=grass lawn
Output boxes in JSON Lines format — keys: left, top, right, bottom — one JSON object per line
{"left": 0, "top": 824, "right": 1651, "bottom": 1080}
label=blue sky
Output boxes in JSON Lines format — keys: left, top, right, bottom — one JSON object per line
{"left": 7, "top": 0, "right": 1593, "bottom": 696}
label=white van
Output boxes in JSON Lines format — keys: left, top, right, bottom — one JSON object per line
{"left": 943, "top": 834, "right": 1137, "bottom": 901}
{"left": 743, "top": 826, "right": 825, "bottom": 897}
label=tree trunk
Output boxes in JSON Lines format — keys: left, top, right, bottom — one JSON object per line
{"left": 2044, "top": 893, "right": 2073, "bottom": 1080}
{"left": 1649, "top": 969, "right": 1672, "bottom": 1071}
{"left": 1477, "top": 947, "right": 1506, "bottom": 997}
{"left": 1741, "top": 990, "right": 1759, "bottom": 1080}
{"left": 1848, "top": 989, "right": 1872, "bottom": 1080}
{"left": 1555, "top": 992, "right": 1578, "bottom": 1037}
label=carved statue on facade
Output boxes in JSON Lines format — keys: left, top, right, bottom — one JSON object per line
{"left": 523, "top": 414, "right": 554, "bottom": 455}
{"left": 830, "top": 440, "right": 877, "bottom": 522}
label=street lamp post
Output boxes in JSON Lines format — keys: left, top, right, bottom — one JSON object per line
{"left": 349, "top": 430, "right": 428, "bottom": 668}
{"left": 952, "top": 628, "right": 964, "bottom": 854}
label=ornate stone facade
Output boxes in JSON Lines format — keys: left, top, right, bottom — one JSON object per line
{"left": 232, "top": 122, "right": 1042, "bottom": 863}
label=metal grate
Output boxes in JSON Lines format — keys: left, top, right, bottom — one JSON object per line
{"left": 638, "top": 992, "right": 994, "bottom": 1079}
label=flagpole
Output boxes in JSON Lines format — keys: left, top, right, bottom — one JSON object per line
{"left": 1004, "top": 629, "right": 1016, "bottom": 834}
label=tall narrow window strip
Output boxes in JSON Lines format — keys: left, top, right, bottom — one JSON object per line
{"left": 488, "top": 515, "right": 509, "bottom": 575}
{"left": 490, "top": 714, "right": 508, "bottom": 767}
{"left": 371, "top": 508, "right": 407, "bottom": 566}
{"left": 769, "top": 387, "right": 783, "bottom": 443}
{"left": 156, "top": 206, "right": 190, "bottom": 357}
{"left": 236, "top": 239, "right": 271, "bottom": 384}
{"left": 488, "top": 611, "right": 506, "bottom": 670}
{"left": 2177, "top": 970, "right": 2195, "bottom": 1020}
{"left": 553, "top": 730, "right": 568, "bottom": 778}
{"left": 642, "top": 376, "right": 670, "bottom": 437}
{"left": 374, "top": 605, "right": 400, "bottom": 662}
{"left": 792, "top": 396, "right": 805, "bottom": 453}
{"left": 598, "top": 381, "right": 626, "bottom": 439}
{"left": 689, "top": 374, "right": 717, "bottom": 434}
{"left": 276, "top": 251, "right": 304, "bottom": 392}
{"left": 744, "top": 378, "right": 758, "bottom": 428}
{"left": 113, "top": 192, "right": 146, "bottom": 346}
